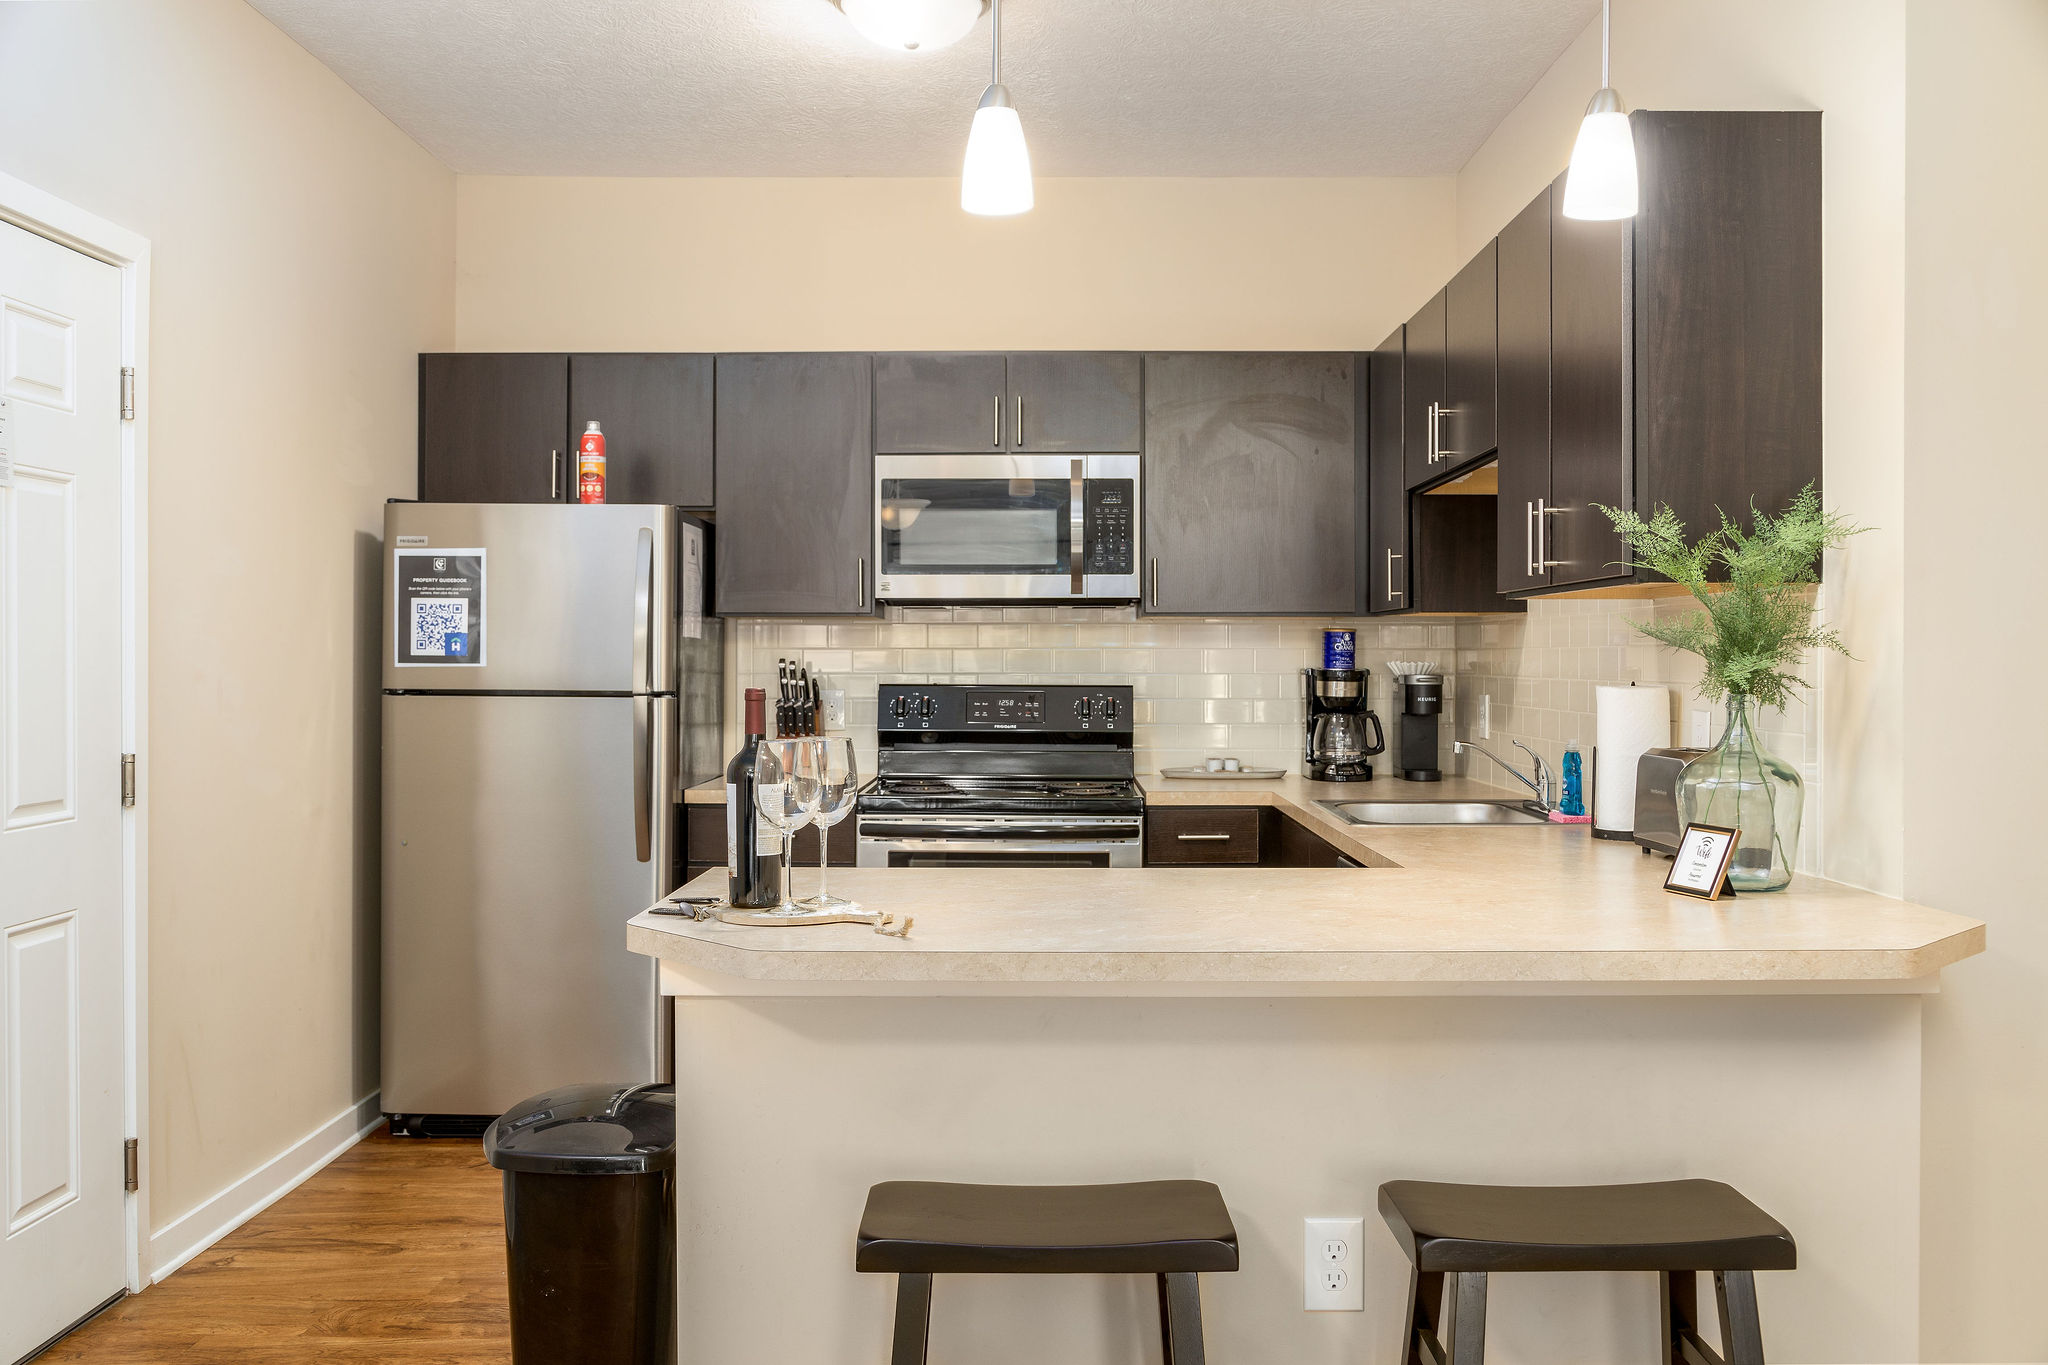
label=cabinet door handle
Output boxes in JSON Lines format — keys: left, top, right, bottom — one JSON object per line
{"left": 1015, "top": 394, "right": 1024, "bottom": 448}
{"left": 1149, "top": 556, "right": 1159, "bottom": 609}
{"left": 1525, "top": 501, "right": 1535, "bottom": 577}
{"left": 550, "top": 449, "right": 561, "bottom": 500}
{"left": 856, "top": 555, "right": 867, "bottom": 609}
{"left": 1176, "top": 833, "right": 1232, "bottom": 842}
{"left": 1386, "top": 548, "right": 1404, "bottom": 601}
{"left": 1536, "top": 500, "right": 1563, "bottom": 571}
{"left": 1425, "top": 404, "right": 1437, "bottom": 462}
{"left": 994, "top": 395, "right": 1003, "bottom": 447}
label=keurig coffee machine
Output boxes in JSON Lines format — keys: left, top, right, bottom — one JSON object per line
{"left": 1395, "top": 670, "right": 1444, "bottom": 781}
{"left": 1303, "top": 668, "right": 1386, "bottom": 782}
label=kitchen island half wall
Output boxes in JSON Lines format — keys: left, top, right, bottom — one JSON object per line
{"left": 633, "top": 813, "right": 1980, "bottom": 1364}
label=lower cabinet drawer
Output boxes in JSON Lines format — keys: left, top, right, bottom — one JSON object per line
{"left": 1145, "top": 807, "right": 1261, "bottom": 865}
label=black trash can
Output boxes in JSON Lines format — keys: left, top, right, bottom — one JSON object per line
{"left": 484, "top": 1082, "right": 676, "bottom": 1365}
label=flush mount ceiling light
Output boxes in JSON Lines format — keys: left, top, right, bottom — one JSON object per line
{"left": 961, "top": 0, "right": 1033, "bottom": 216}
{"left": 1561, "top": 0, "right": 1640, "bottom": 220}
{"left": 830, "top": 0, "right": 986, "bottom": 52}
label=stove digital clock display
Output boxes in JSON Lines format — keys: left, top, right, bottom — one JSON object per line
{"left": 965, "top": 690, "right": 1045, "bottom": 726}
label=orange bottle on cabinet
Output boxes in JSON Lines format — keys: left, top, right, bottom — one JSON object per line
{"left": 576, "top": 421, "right": 606, "bottom": 504}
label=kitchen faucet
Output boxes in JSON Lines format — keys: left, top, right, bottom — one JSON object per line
{"left": 1453, "top": 740, "right": 1554, "bottom": 811}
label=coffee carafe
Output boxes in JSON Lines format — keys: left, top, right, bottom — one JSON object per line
{"left": 1303, "top": 667, "right": 1386, "bottom": 782}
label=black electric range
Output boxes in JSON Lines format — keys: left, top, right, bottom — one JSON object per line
{"left": 856, "top": 684, "right": 1143, "bottom": 867}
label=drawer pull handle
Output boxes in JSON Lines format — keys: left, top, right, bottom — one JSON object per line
{"left": 1176, "top": 833, "right": 1233, "bottom": 841}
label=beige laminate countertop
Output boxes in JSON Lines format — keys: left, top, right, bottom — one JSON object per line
{"left": 643, "top": 771, "right": 1984, "bottom": 992}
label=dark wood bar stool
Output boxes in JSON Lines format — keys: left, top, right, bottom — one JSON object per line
{"left": 857, "top": 1179, "right": 1238, "bottom": 1365}
{"left": 1377, "top": 1179, "right": 1795, "bottom": 1365}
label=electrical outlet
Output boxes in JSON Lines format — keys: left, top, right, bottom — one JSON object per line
{"left": 1688, "top": 707, "right": 1711, "bottom": 748}
{"left": 1479, "top": 694, "right": 1492, "bottom": 740}
{"left": 1303, "top": 1217, "right": 1365, "bottom": 1311}
{"left": 822, "top": 688, "right": 847, "bottom": 730}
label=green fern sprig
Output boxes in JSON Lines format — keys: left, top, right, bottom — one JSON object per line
{"left": 1593, "top": 485, "right": 1864, "bottom": 711}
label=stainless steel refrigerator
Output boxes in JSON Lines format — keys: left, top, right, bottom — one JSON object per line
{"left": 380, "top": 502, "right": 721, "bottom": 1126}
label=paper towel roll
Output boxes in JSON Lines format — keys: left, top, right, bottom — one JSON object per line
{"left": 1594, "top": 685, "right": 1672, "bottom": 835}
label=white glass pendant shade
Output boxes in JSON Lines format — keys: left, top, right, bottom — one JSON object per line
{"left": 961, "top": 87, "right": 1034, "bottom": 216}
{"left": 1561, "top": 89, "right": 1638, "bottom": 221}
{"left": 838, "top": 0, "right": 983, "bottom": 52}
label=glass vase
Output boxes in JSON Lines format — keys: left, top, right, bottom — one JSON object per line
{"left": 1678, "top": 694, "right": 1804, "bottom": 892}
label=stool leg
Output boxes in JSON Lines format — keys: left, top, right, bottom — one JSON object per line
{"left": 1404, "top": 1269, "right": 1446, "bottom": 1365}
{"left": 1663, "top": 1271, "right": 1711, "bottom": 1365}
{"left": 1156, "top": 1272, "right": 1206, "bottom": 1365}
{"left": 1440, "top": 1271, "right": 1487, "bottom": 1365}
{"left": 890, "top": 1273, "right": 932, "bottom": 1365}
{"left": 1714, "top": 1271, "right": 1765, "bottom": 1365}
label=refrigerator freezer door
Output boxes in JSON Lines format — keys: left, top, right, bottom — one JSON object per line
{"left": 382, "top": 692, "right": 674, "bottom": 1117}
{"left": 383, "top": 502, "right": 675, "bottom": 694}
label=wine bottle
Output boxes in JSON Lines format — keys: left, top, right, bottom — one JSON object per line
{"left": 726, "top": 687, "right": 784, "bottom": 908}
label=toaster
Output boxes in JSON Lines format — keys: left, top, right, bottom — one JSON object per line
{"left": 1633, "top": 748, "right": 1707, "bottom": 856}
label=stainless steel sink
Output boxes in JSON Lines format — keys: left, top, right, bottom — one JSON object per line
{"left": 1316, "top": 799, "right": 1552, "bottom": 826}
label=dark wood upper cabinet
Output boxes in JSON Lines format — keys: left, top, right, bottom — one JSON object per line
{"left": 1546, "top": 169, "right": 1631, "bottom": 588}
{"left": 1143, "top": 353, "right": 1355, "bottom": 616}
{"left": 713, "top": 353, "right": 875, "bottom": 616}
{"left": 567, "top": 354, "right": 714, "bottom": 508}
{"left": 1005, "top": 352, "right": 1141, "bottom": 452}
{"left": 1631, "top": 111, "right": 1822, "bottom": 547}
{"left": 419, "top": 353, "right": 569, "bottom": 503}
{"left": 1441, "top": 240, "right": 1499, "bottom": 470}
{"left": 873, "top": 352, "right": 1009, "bottom": 452}
{"left": 1365, "top": 329, "right": 1410, "bottom": 614}
{"left": 1401, "top": 291, "right": 1446, "bottom": 489}
{"left": 1532, "top": 111, "right": 1821, "bottom": 593}
{"left": 1495, "top": 190, "right": 1553, "bottom": 594}
{"left": 876, "top": 352, "right": 1140, "bottom": 453}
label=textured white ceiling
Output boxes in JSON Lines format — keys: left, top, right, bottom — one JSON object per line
{"left": 247, "top": 0, "right": 1599, "bottom": 177}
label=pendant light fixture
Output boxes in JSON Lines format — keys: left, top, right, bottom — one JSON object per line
{"left": 831, "top": 0, "right": 985, "bottom": 53}
{"left": 1561, "top": 0, "right": 1639, "bottom": 220}
{"left": 960, "top": 0, "right": 1033, "bottom": 216}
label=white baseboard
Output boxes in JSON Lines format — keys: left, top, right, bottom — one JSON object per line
{"left": 147, "top": 1091, "right": 383, "bottom": 1283}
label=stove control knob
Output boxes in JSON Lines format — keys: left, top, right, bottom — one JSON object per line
{"left": 889, "top": 694, "right": 910, "bottom": 720}
{"left": 1073, "top": 697, "right": 1092, "bottom": 720}
{"left": 916, "top": 694, "right": 936, "bottom": 719}
{"left": 1095, "top": 695, "right": 1121, "bottom": 722}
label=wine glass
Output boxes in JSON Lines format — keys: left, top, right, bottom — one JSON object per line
{"left": 798, "top": 737, "right": 860, "bottom": 911}
{"left": 759, "top": 738, "right": 819, "bottom": 914}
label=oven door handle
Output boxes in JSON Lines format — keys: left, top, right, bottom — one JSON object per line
{"left": 858, "top": 823, "right": 1143, "bottom": 841}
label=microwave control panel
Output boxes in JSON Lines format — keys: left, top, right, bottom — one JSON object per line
{"left": 1083, "top": 480, "right": 1137, "bottom": 576}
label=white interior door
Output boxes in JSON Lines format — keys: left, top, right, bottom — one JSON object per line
{"left": 0, "top": 219, "right": 126, "bottom": 1361}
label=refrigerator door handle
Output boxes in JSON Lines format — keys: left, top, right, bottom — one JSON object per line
{"left": 632, "top": 695, "right": 651, "bottom": 863}
{"left": 632, "top": 526, "right": 654, "bottom": 693}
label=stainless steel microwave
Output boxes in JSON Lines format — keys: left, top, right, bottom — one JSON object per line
{"left": 874, "top": 453, "right": 1141, "bottom": 602}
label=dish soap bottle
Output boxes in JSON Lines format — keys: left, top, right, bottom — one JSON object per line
{"left": 1560, "top": 743, "right": 1586, "bottom": 817}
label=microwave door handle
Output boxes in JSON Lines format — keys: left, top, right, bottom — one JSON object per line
{"left": 1070, "top": 459, "right": 1085, "bottom": 596}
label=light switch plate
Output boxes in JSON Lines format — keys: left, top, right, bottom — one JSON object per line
{"left": 1688, "top": 707, "right": 1712, "bottom": 748}
{"left": 1303, "top": 1216, "right": 1365, "bottom": 1311}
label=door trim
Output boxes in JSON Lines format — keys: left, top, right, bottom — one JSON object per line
{"left": 0, "top": 169, "right": 152, "bottom": 1293}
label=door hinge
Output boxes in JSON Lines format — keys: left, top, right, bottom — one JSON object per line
{"left": 121, "top": 753, "right": 136, "bottom": 807}
{"left": 120, "top": 367, "right": 135, "bottom": 421}
{"left": 123, "top": 1138, "right": 139, "bottom": 1192}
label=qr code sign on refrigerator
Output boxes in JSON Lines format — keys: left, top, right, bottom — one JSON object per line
{"left": 411, "top": 598, "right": 469, "bottom": 657}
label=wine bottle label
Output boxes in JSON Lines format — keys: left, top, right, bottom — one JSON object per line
{"left": 755, "top": 781, "right": 786, "bottom": 851}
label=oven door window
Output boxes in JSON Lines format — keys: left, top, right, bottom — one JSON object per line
{"left": 880, "top": 478, "right": 1071, "bottom": 576}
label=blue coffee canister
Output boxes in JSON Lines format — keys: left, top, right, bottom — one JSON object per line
{"left": 1323, "top": 629, "right": 1356, "bottom": 670}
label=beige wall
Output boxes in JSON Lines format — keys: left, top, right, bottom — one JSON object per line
{"left": 455, "top": 175, "right": 1457, "bottom": 353}
{"left": 0, "top": 0, "right": 454, "bottom": 1234}
{"left": 1905, "top": 2, "right": 2048, "bottom": 1358}
{"left": 1452, "top": 0, "right": 1909, "bottom": 901}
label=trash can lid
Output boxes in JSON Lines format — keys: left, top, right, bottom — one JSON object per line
{"left": 483, "top": 1082, "right": 676, "bottom": 1175}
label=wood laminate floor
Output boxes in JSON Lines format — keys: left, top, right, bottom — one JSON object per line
{"left": 42, "top": 1127, "right": 511, "bottom": 1363}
